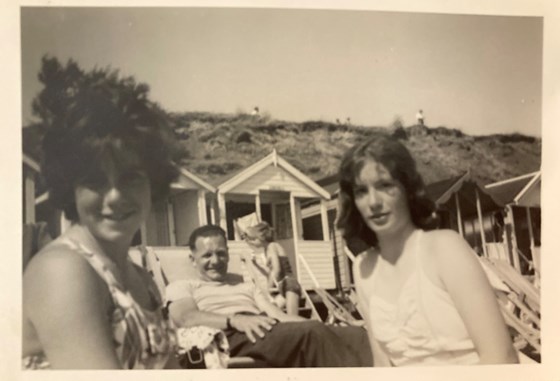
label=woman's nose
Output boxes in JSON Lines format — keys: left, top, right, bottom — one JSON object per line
{"left": 366, "top": 189, "right": 382, "bottom": 208}
{"left": 103, "top": 183, "right": 126, "bottom": 204}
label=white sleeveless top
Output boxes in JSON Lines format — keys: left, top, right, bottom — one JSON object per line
{"left": 364, "top": 230, "right": 479, "bottom": 366}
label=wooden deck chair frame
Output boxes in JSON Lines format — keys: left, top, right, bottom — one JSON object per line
{"left": 132, "top": 245, "right": 266, "bottom": 368}
{"left": 313, "top": 288, "right": 364, "bottom": 326}
{"left": 479, "top": 257, "right": 541, "bottom": 355}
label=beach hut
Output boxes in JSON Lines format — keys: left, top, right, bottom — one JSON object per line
{"left": 214, "top": 150, "right": 334, "bottom": 289}
{"left": 484, "top": 171, "right": 541, "bottom": 273}
{"left": 143, "top": 167, "right": 216, "bottom": 247}
{"left": 426, "top": 171, "right": 504, "bottom": 257}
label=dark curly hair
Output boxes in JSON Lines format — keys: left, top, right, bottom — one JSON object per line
{"left": 188, "top": 225, "right": 227, "bottom": 251}
{"left": 336, "top": 134, "right": 438, "bottom": 250}
{"left": 41, "top": 78, "right": 186, "bottom": 222}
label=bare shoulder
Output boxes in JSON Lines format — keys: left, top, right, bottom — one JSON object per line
{"left": 23, "top": 240, "right": 105, "bottom": 312}
{"left": 24, "top": 241, "right": 96, "bottom": 282}
{"left": 421, "top": 229, "right": 473, "bottom": 259}
{"left": 268, "top": 242, "right": 285, "bottom": 256}
{"left": 353, "top": 248, "right": 377, "bottom": 279}
{"left": 420, "top": 229, "right": 482, "bottom": 280}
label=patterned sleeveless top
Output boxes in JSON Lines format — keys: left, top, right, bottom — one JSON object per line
{"left": 23, "top": 239, "right": 175, "bottom": 369}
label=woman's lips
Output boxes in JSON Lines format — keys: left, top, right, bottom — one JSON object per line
{"left": 369, "top": 212, "right": 390, "bottom": 223}
{"left": 101, "top": 210, "right": 135, "bottom": 221}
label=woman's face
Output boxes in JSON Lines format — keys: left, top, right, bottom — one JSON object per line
{"left": 353, "top": 159, "right": 413, "bottom": 237}
{"left": 74, "top": 154, "right": 151, "bottom": 245}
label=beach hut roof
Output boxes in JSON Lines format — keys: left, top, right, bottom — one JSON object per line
{"left": 485, "top": 171, "right": 540, "bottom": 207}
{"left": 424, "top": 171, "right": 502, "bottom": 217}
{"left": 316, "top": 173, "right": 339, "bottom": 197}
{"left": 172, "top": 167, "right": 216, "bottom": 193}
{"left": 426, "top": 172, "right": 471, "bottom": 204}
{"left": 216, "top": 150, "right": 331, "bottom": 199}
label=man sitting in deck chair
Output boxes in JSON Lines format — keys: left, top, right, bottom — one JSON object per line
{"left": 166, "top": 225, "right": 373, "bottom": 367}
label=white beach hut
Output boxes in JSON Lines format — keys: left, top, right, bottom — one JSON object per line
{"left": 214, "top": 150, "right": 335, "bottom": 290}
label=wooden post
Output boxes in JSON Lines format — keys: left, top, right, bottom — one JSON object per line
{"left": 255, "top": 192, "right": 262, "bottom": 221}
{"left": 209, "top": 196, "right": 216, "bottom": 225}
{"left": 320, "top": 199, "right": 329, "bottom": 242}
{"left": 197, "top": 190, "right": 207, "bottom": 225}
{"left": 166, "top": 201, "right": 176, "bottom": 246}
{"left": 526, "top": 207, "right": 535, "bottom": 254}
{"left": 289, "top": 193, "right": 301, "bottom": 283}
{"left": 454, "top": 192, "right": 464, "bottom": 237}
{"left": 294, "top": 199, "right": 304, "bottom": 240}
{"left": 270, "top": 201, "right": 277, "bottom": 238}
{"left": 506, "top": 205, "right": 521, "bottom": 271}
{"left": 218, "top": 193, "right": 227, "bottom": 233}
{"left": 475, "top": 188, "right": 487, "bottom": 257}
{"left": 24, "top": 169, "right": 36, "bottom": 224}
{"left": 140, "top": 223, "right": 148, "bottom": 245}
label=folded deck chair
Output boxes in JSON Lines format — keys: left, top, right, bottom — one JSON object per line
{"left": 129, "top": 245, "right": 266, "bottom": 368}
{"left": 479, "top": 257, "right": 541, "bottom": 356}
{"left": 313, "top": 288, "right": 364, "bottom": 326}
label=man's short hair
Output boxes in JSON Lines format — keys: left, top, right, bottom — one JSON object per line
{"left": 188, "top": 225, "right": 227, "bottom": 250}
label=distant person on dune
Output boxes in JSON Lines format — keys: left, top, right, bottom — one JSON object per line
{"left": 416, "top": 109, "right": 425, "bottom": 126}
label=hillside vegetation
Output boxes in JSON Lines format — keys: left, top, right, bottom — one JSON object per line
{"left": 169, "top": 112, "right": 541, "bottom": 186}
{"left": 24, "top": 57, "right": 540, "bottom": 188}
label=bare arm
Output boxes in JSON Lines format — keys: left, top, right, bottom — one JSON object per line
{"left": 432, "top": 230, "right": 518, "bottom": 364}
{"left": 167, "top": 287, "right": 279, "bottom": 343}
{"left": 168, "top": 294, "right": 232, "bottom": 329}
{"left": 266, "top": 243, "right": 282, "bottom": 288}
{"left": 23, "top": 248, "right": 121, "bottom": 369}
{"left": 254, "top": 286, "right": 307, "bottom": 323}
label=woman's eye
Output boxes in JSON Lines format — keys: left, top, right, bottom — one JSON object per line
{"left": 378, "top": 181, "right": 395, "bottom": 190}
{"left": 353, "top": 187, "right": 367, "bottom": 197}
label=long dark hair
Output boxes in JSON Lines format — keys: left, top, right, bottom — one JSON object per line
{"left": 336, "top": 134, "right": 437, "bottom": 250}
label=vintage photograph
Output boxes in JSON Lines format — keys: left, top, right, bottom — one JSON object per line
{"left": 15, "top": 2, "right": 551, "bottom": 376}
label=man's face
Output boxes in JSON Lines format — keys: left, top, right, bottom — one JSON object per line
{"left": 191, "top": 234, "right": 229, "bottom": 282}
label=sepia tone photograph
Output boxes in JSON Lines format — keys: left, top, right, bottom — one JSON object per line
{"left": 3, "top": 0, "right": 559, "bottom": 380}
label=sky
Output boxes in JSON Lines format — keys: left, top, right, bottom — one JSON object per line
{"left": 20, "top": 7, "right": 543, "bottom": 137}
{"left": 4, "top": 2, "right": 560, "bottom": 380}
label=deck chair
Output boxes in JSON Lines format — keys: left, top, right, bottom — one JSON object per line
{"left": 129, "top": 245, "right": 266, "bottom": 368}
{"left": 531, "top": 246, "right": 541, "bottom": 289}
{"left": 233, "top": 216, "right": 322, "bottom": 320}
{"left": 479, "top": 257, "right": 541, "bottom": 356}
{"left": 313, "top": 288, "right": 364, "bottom": 327}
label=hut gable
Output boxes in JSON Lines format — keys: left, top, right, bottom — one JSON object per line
{"left": 485, "top": 171, "right": 540, "bottom": 207}
{"left": 173, "top": 168, "right": 216, "bottom": 193}
{"left": 218, "top": 150, "right": 330, "bottom": 199}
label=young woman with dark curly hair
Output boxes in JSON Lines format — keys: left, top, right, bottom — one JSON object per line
{"left": 337, "top": 135, "right": 517, "bottom": 366}
{"left": 22, "top": 80, "right": 186, "bottom": 369}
